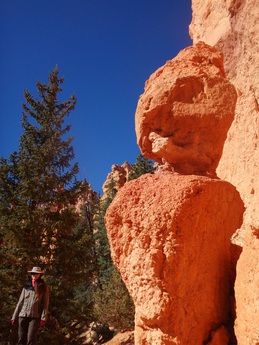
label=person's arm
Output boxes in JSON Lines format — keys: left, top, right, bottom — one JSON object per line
{"left": 40, "top": 285, "right": 49, "bottom": 321}
{"left": 11, "top": 288, "right": 25, "bottom": 321}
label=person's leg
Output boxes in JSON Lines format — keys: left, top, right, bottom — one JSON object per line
{"left": 27, "top": 318, "right": 40, "bottom": 345}
{"left": 17, "top": 317, "right": 29, "bottom": 345}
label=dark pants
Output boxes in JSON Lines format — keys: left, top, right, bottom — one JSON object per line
{"left": 18, "top": 317, "right": 39, "bottom": 345}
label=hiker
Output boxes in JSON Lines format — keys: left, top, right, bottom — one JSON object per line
{"left": 11, "top": 266, "right": 49, "bottom": 345}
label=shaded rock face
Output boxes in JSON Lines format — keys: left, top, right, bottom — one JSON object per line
{"left": 105, "top": 173, "right": 244, "bottom": 344}
{"left": 190, "top": 1, "right": 259, "bottom": 343}
{"left": 135, "top": 42, "right": 237, "bottom": 177}
{"left": 234, "top": 232, "right": 259, "bottom": 344}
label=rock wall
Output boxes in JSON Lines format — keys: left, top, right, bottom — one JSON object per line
{"left": 190, "top": 1, "right": 259, "bottom": 343}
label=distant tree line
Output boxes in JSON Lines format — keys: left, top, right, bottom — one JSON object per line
{"left": 0, "top": 68, "right": 154, "bottom": 344}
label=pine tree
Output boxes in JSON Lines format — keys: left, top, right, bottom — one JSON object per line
{"left": 0, "top": 67, "right": 95, "bottom": 342}
{"left": 128, "top": 154, "right": 154, "bottom": 180}
{"left": 0, "top": 67, "right": 82, "bottom": 259}
{"left": 92, "top": 155, "right": 155, "bottom": 332}
{"left": 94, "top": 179, "right": 117, "bottom": 286}
{"left": 92, "top": 179, "right": 135, "bottom": 331}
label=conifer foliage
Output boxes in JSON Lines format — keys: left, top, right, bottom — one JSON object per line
{"left": 0, "top": 68, "right": 156, "bottom": 343}
{"left": 0, "top": 67, "right": 82, "bottom": 259}
{"left": 0, "top": 67, "right": 95, "bottom": 343}
{"left": 128, "top": 154, "right": 154, "bottom": 180}
{"left": 93, "top": 179, "right": 135, "bottom": 331}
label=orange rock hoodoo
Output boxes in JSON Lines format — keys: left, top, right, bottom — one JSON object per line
{"left": 105, "top": 173, "right": 244, "bottom": 344}
{"left": 105, "top": 42, "right": 245, "bottom": 344}
{"left": 135, "top": 42, "right": 237, "bottom": 177}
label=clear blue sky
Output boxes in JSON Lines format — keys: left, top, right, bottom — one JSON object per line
{"left": 0, "top": 0, "right": 192, "bottom": 194}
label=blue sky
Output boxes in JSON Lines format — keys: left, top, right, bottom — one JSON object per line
{"left": 0, "top": 0, "right": 192, "bottom": 193}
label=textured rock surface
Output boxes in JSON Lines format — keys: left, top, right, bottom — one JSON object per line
{"left": 234, "top": 230, "right": 259, "bottom": 344}
{"left": 102, "top": 162, "right": 132, "bottom": 195}
{"left": 135, "top": 42, "right": 237, "bottom": 177}
{"left": 190, "top": 1, "right": 259, "bottom": 343}
{"left": 105, "top": 173, "right": 244, "bottom": 344}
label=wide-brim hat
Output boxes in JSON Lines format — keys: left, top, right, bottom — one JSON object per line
{"left": 28, "top": 266, "right": 44, "bottom": 274}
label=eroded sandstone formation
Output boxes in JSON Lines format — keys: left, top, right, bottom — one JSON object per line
{"left": 106, "top": 173, "right": 244, "bottom": 344}
{"left": 135, "top": 42, "right": 237, "bottom": 177}
{"left": 190, "top": 1, "right": 259, "bottom": 343}
{"left": 105, "top": 42, "right": 245, "bottom": 344}
{"left": 102, "top": 162, "right": 132, "bottom": 196}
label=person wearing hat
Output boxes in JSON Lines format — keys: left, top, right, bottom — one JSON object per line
{"left": 11, "top": 266, "right": 49, "bottom": 345}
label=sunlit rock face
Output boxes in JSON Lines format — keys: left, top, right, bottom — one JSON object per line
{"left": 190, "top": 1, "right": 259, "bottom": 343}
{"left": 102, "top": 162, "right": 132, "bottom": 195}
{"left": 105, "top": 173, "right": 244, "bottom": 344}
{"left": 105, "top": 42, "right": 245, "bottom": 344}
{"left": 135, "top": 42, "right": 237, "bottom": 177}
